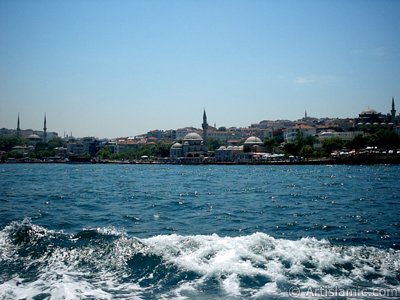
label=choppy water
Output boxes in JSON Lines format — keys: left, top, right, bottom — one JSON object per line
{"left": 0, "top": 164, "right": 399, "bottom": 299}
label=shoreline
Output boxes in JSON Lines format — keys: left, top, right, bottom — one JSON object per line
{"left": 2, "top": 157, "right": 400, "bottom": 165}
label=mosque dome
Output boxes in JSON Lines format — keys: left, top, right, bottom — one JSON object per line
{"left": 183, "top": 132, "right": 203, "bottom": 141}
{"left": 361, "top": 107, "right": 378, "bottom": 115}
{"left": 28, "top": 134, "right": 41, "bottom": 140}
{"left": 244, "top": 136, "right": 263, "bottom": 145}
{"left": 171, "top": 142, "right": 182, "bottom": 149}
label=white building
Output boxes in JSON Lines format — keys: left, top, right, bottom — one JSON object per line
{"left": 318, "top": 131, "right": 364, "bottom": 141}
{"left": 215, "top": 145, "right": 243, "bottom": 162}
{"left": 284, "top": 124, "right": 317, "bottom": 142}
{"left": 215, "top": 136, "right": 266, "bottom": 163}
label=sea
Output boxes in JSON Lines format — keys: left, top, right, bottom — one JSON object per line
{"left": 0, "top": 164, "right": 399, "bottom": 299}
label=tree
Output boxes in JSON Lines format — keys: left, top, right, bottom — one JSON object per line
{"left": 31, "top": 142, "right": 54, "bottom": 158}
{"left": 300, "top": 145, "right": 313, "bottom": 159}
{"left": 7, "top": 150, "right": 24, "bottom": 159}
{"left": 283, "top": 131, "right": 312, "bottom": 156}
{"left": 283, "top": 142, "right": 298, "bottom": 156}
{"left": 96, "top": 146, "right": 112, "bottom": 159}
{"left": 322, "top": 137, "right": 344, "bottom": 154}
{"left": 304, "top": 135, "right": 316, "bottom": 146}
{"left": 207, "top": 138, "right": 222, "bottom": 151}
{"left": 367, "top": 128, "right": 400, "bottom": 150}
{"left": 346, "top": 134, "right": 368, "bottom": 150}
{"left": 0, "top": 136, "right": 27, "bottom": 151}
{"left": 157, "top": 142, "right": 173, "bottom": 157}
{"left": 263, "top": 138, "right": 277, "bottom": 152}
{"left": 47, "top": 137, "right": 64, "bottom": 149}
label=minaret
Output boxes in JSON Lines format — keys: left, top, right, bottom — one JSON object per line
{"left": 305, "top": 110, "right": 308, "bottom": 119}
{"left": 43, "top": 114, "right": 47, "bottom": 143}
{"left": 391, "top": 97, "right": 396, "bottom": 124}
{"left": 16, "top": 113, "right": 21, "bottom": 137}
{"left": 202, "top": 109, "right": 209, "bottom": 145}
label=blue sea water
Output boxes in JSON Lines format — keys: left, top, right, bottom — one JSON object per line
{"left": 0, "top": 164, "right": 399, "bottom": 299}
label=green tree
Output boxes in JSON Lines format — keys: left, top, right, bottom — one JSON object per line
{"left": 47, "top": 137, "right": 64, "bottom": 149}
{"left": 33, "top": 149, "right": 55, "bottom": 159}
{"left": 7, "top": 150, "right": 24, "bottom": 159}
{"left": 207, "top": 138, "right": 222, "bottom": 151}
{"left": 0, "top": 136, "right": 27, "bottom": 151}
{"left": 96, "top": 146, "right": 112, "bottom": 159}
{"left": 322, "top": 137, "right": 345, "bottom": 154}
{"left": 367, "top": 128, "right": 400, "bottom": 150}
{"left": 263, "top": 138, "right": 277, "bottom": 152}
{"left": 304, "top": 135, "right": 316, "bottom": 146}
{"left": 283, "top": 142, "right": 298, "bottom": 156}
{"left": 346, "top": 134, "right": 368, "bottom": 150}
{"left": 156, "top": 142, "right": 173, "bottom": 157}
{"left": 283, "top": 132, "right": 306, "bottom": 156}
{"left": 33, "top": 142, "right": 55, "bottom": 158}
{"left": 300, "top": 145, "right": 314, "bottom": 159}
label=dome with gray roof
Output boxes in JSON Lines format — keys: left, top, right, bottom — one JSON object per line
{"left": 171, "top": 142, "right": 182, "bottom": 149}
{"left": 183, "top": 132, "right": 203, "bottom": 141}
{"left": 244, "top": 136, "right": 263, "bottom": 145}
{"left": 361, "top": 107, "right": 378, "bottom": 115}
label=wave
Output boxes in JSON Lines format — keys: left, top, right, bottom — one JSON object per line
{"left": 0, "top": 219, "right": 399, "bottom": 299}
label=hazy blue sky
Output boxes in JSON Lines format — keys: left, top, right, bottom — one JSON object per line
{"left": 1, "top": 0, "right": 399, "bottom": 138}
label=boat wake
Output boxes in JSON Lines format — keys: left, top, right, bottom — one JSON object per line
{"left": 1, "top": 219, "right": 399, "bottom": 299}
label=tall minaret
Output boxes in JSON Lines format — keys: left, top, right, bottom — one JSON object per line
{"left": 202, "top": 109, "right": 209, "bottom": 145}
{"left": 43, "top": 114, "right": 47, "bottom": 143}
{"left": 16, "top": 113, "right": 21, "bottom": 137}
{"left": 391, "top": 97, "right": 396, "bottom": 124}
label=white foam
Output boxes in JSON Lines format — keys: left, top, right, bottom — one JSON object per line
{"left": 143, "top": 232, "right": 400, "bottom": 298}
{"left": 0, "top": 223, "right": 145, "bottom": 300}
{"left": 222, "top": 274, "right": 240, "bottom": 296}
{"left": 1, "top": 222, "right": 399, "bottom": 299}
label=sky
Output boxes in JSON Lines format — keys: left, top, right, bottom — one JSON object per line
{"left": 1, "top": 0, "right": 400, "bottom": 138}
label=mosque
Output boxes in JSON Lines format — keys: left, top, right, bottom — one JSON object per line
{"left": 169, "top": 110, "right": 267, "bottom": 163}
{"left": 355, "top": 97, "right": 398, "bottom": 128}
{"left": 169, "top": 110, "right": 210, "bottom": 163}
{"left": 15, "top": 114, "right": 56, "bottom": 145}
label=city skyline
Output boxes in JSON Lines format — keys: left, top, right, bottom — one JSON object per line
{"left": 5, "top": 99, "right": 397, "bottom": 140}
{"left": 1, "top": 0, "right": 400, "bottom": 138}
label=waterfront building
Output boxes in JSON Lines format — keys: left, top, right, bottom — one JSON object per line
{"left": 169, "top": 132, "right": 209, "bottom": 163}
{"left": 283, "top": 124, "right": 317, "bottom": 143}
{"left": 116, "top": 137, "right": 139, "bottom": 153}
{"left": 215, "top": 136, "right": 267, "bottom": 163}
{"left": 67, "top": 138, "right": 98, "bottom": 156}
{"left": 317, "top": 130, "right": 364, "bottom": 141}
{"left": 215, "top": 145, "right": 243, "bottom": 162}
{"left": 170, "top": 111, "right": 210, "bottom": 163}
{"left": 242, "top": 136, "right": 264, "bottom": 152}
{"left": 237, "top": 136, "right": 266, "bottom": 162}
